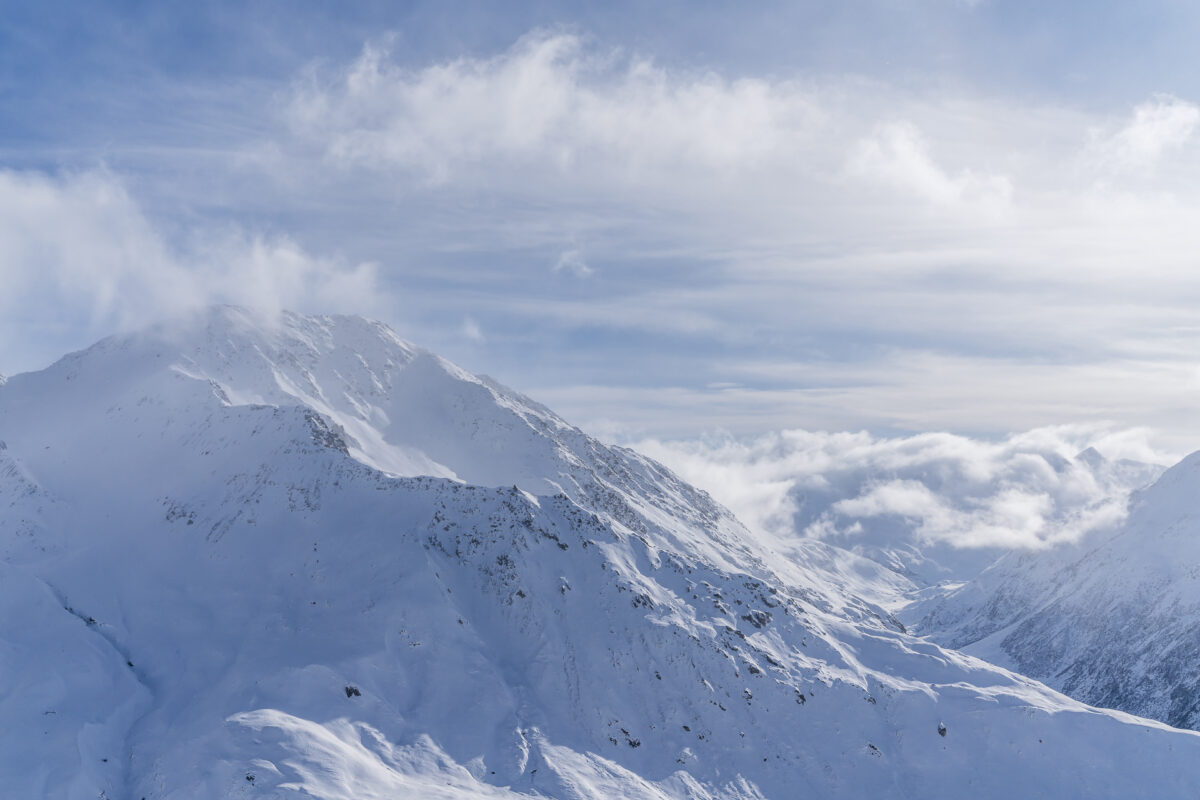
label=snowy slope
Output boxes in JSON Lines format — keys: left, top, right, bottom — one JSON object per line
{"left": 3, "top": 306, "right": 1200, "bottom": 799}
{"left": 918, "top": 450, "right": 1200, "bottom": 731}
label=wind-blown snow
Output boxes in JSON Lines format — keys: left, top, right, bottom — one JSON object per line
{"left": 2, "top": 306, "right": 1198, "bottom": 799}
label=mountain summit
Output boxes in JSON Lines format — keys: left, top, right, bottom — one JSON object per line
{"left": 3, "top": 307, "right": 1200, "bottom": 799}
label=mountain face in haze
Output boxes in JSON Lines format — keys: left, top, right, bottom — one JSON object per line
{"left": 919, "top": 451, "right": 1200, "bottom": 731}
{"left": 3, "top": 306, "right": 1200, "bottom": 800}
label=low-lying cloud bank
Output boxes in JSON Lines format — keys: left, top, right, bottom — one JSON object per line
{"left": 635, "top": 425, "right": 1168, "bottom": 581}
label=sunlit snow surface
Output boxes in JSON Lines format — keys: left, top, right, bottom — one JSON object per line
{"left": 2, "top": 306, "right": 1198, "bottom": 799}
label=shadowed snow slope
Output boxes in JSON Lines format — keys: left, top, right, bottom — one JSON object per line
{"left": 918, "top": 450, "right": 1200, "bottom": 731}
{"left": 1, "top": 306, "right": 1198, "bottom": 799}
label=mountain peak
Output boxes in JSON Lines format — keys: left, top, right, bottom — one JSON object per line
{"left": 45, "top": 307, "right": 564, "bottom": 484}
{"left": 136, "top": 304, "right": 420, "bottom": 376}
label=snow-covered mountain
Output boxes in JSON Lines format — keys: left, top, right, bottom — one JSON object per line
{"left": 918, "top": 450, "right": 1200, "bottom": 731}
{"left": 3, "top": 306, "right": 1200, "bottom": 799}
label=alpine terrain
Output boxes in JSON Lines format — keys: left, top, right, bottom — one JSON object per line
{"left": 2, "top": 306, "right": 1199, "bottom": 799}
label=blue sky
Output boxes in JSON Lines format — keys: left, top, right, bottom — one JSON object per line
{"left": 4, "top": 1, "right": 1200, "bottom": 452}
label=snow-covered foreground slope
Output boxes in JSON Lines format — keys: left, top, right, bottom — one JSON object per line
{"left": 919, "top": 451, "right": 1200, "bottom": 731}
{"left": 2, "top": 306, "right": 1200, "bottom": 799}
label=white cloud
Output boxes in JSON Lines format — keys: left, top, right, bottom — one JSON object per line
{"left": 276, "top": 31, "right": 1200, "bottom": 302}
{"left": 286, "top": 31, "right": 824, "bottom": 185}
{"left": 460, "top": 317, "right": 485, "bottom": 343}
{"left": 0, "top": 169, "right": 384, "bottom": 374}
{"left": 848, "top": 121, "right": 1012, "bottom": 210}
{"left": 633, "top": 425, "right": 1168, "bottom": 564}
{"left": 1087, "top": 94, "right": 1200, "bottom": 171}
{"left": 552, "top": 248, "right": 593, "bottom": 277}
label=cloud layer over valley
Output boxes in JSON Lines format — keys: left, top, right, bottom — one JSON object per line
{"left": 635, "top": 424, "right": 1166, "bottom": 582}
